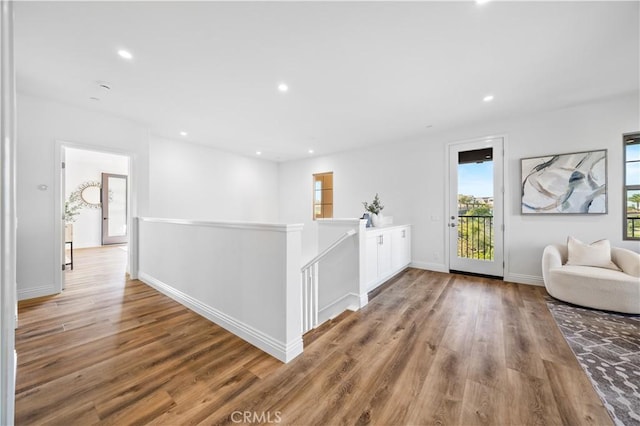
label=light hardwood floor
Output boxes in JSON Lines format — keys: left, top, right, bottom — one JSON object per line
{"left": 15, "top": 246, "right": 612, "bottom": 425}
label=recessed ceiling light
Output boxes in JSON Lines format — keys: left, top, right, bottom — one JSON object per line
{"left": 278, "top": 83, "right": 289, "bottom": 92}
{"left": 256, "top": 151, "right": 262, "bottom": 155}
{"left": 308, "top": 149, "right": 314, "bottom": 154}
{"left": 180, "top": 131, "right": 188, "bottom": 136}
{"left": 476, "top": 0, "right": 491, "bottom": 4}
{"left": 117, "top": 49, "right": 133, "bottom": 60}
{"left": 483, "top": 95, "right": 494, "bottom": 102}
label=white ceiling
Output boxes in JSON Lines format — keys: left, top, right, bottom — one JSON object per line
{"left": 14, "top": 1, "right": 639, "bottom": 161}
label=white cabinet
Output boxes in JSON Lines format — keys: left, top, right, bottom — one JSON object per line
{"left": 365, "top": 234, "right": 380, "bottom": 287}
{"left": 366, "top": 225, "right": 411, "bottom": 290}
{"left": 391, "top": 227, "right": 411, "bottom": 270}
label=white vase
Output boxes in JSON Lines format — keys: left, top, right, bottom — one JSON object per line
{"left": 371, "top": 212, "right": 383, "bottom": 227}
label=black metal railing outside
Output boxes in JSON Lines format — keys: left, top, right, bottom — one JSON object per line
{"left": 457, "top": 215, "right": 494, "bottom": 260}
{"left": 628, "top": 216, "right": 640, "bottom": 239}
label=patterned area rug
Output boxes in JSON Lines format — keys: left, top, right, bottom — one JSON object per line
{"left": 546, "top": 297, "right": 640, "bottom": 426}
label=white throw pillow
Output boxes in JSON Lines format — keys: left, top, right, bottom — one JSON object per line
{"left": 566, "top": 236, "right": 621, "bottom": 271}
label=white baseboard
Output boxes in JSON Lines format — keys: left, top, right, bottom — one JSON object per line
{"left": 358, "top": 292, "right": 369, "bottom": 309}
{"left": 17, "top": 285, "right": 57, "bottom": 301}
{"left": 410, "top": 263, "right": 545, "bottom": 287}
{"left": 367, "top": 263, "right": 415, "bottom": 292}
{"left": 138, "top": 271, "right": 302, "bottom": 363}
{"left": 318, "top": 292, "right": 361, "bottom": 325}
{"left": 504, "top": 273, "right": 545, "bottom": 287}
{"left": 410, "top": 261, "right": 448, "bottom": 273}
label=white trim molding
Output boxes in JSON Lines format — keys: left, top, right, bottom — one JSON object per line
{"left": 318, "top": 292, "right": 361, "bottom": 325}
{"left": 139, "top": 272, "right": 303, "bottom": 363}
{"left": 138, "top": 217, "right": 304, "bottom": 233}
{"left": 17, "top": 285, "right": 56, "bottom": 301}
{"left": 315, "top": 218, "right": 365, "bottom": 227}
{"left": 504, "top": 273, "right": 545, "bottom": 287}
{"left": 1, "top": 0, "right": 17, "bottom": 422}
{"left": 410, "top": 261, "right": 448, "bottom": 273}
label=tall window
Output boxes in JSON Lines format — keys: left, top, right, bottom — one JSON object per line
{"left": 313, "top": 172, "right": 333, "bottom": 220}
{"left": 624, "top": 132, "right": 640, "bottom": 240}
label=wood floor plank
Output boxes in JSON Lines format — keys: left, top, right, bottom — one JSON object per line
{"left": 439, "top": 274, "right": 482, "bottom": 355}
{"left": 465, "top": 283, "right": 508, "bottom": 392}
{"left": 506, "top": 367, "right": 565, "bottom": 425}
{"left": 15, "top": 246, "right": 613, "bottom": 425}
{"left": 460, "top": 380, "right": 510, "bottom": 426}
{"left": 97, "top": 389, "right": 176, "bottom": 426}
{"left": 406, "top": 345, "right": 468, "bottom": 425}
{"left": 543, "top": 359, "right": 613, "bottom": 426}
{"left": 502, "top": 282, "right": 548, "bottom": 380}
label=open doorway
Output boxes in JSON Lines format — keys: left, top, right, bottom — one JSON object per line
{"left": 59, "top": 145, "right": 131, "bottom": 289}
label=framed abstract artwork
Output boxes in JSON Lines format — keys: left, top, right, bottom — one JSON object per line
{"left": 521, "top": 149, "right": 607, "bottom": 214}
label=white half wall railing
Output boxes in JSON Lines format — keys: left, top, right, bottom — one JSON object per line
{"left": 300, "top": 228, "right": 356, "bottom": 333}
{"left": 136, "top": 217, "right": 304, "bottom": 363}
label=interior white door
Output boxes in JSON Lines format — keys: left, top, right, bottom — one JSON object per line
{"left": 448, "top": 138, "right": 504, "bottom": 277}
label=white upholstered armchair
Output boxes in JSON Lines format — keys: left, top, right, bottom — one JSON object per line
{"left": 542, "top": 243, "right": 640, "bottom": 314}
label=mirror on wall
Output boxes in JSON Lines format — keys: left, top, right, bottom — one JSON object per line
{"left": 77, "top": 181, "right": 102, "bottom": 209}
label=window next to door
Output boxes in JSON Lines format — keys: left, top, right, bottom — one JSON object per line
{"left": 313, "top": 172, "right": 333, "bottom": 220}
{"left": 624, "top": 132, "right": 640, "bottom": 240}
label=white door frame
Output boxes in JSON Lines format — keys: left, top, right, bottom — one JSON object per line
{"left": 445, "top": 134, "right": 507, "bottom": 277}
{"left": 1, "top": 0, "right": 17, "bottom": 422}
{"left": 54, "top": 141, "right": 138, "bottom": 293}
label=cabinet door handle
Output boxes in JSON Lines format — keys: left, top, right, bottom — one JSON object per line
{"left": 402, "top": 230, "right": 406, "bottom": 238}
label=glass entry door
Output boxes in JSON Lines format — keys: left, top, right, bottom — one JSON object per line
{"left": 448, "top": 138, "right": 504, "bottom": 277}
{"left": 101, "top": 173, "right": 128, "bottom": 245}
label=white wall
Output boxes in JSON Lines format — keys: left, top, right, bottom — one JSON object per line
{"left": 65, "top": 148, "right": 129, "bottom": 248}
{"left": 278, "top": 135, "right": 444, "bottom": 265}
{"left": 278, "top": 92, "right": 640, "bottom": 284}
{"left": 16, "top": 93, "right": 150, "bottom": 299}
{"left": 149, "top": 137, "right": 279, "bottom": 222}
